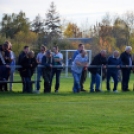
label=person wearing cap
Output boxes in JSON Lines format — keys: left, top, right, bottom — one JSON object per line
{"left": 42, "top": 50, "right": 53, "bottom": 93}
{"left": 120, "top": 46, "right": 133, "bottom": 91}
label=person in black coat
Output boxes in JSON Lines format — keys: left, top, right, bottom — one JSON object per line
{"left": 0, "top": 42, "right": 12, "bottom": 91}
{"left": 120, "top": 46, "right": 133, "bottom": 91}
{"left": 21, "top": 51, "right": 35, "bottom": 93}
{"left": 88, "top": 50, "right": 107, "bottom": 92}
{"left": 18, "top": 46, "right": 30, "bottom": 91}
{"left": 0, "top": 44, "right": 10, "bottom": 91}
{"left": 30, "top": 51, "right": 38, "bottom": 77}
{"left": 42, "top": 50, "right": 53, "bottom": 93}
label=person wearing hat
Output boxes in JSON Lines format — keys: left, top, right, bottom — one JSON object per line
{"left": 42, "top": 50, "right": 53, "bottom": 93}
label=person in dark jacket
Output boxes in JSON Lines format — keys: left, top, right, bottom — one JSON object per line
{"left": 106, "top": 50, "right": 122, "bottom": 92}
{"left": 21, "top": 51, "right": 34, "bottom": 93}
{"left": 18, "top": 46, "right": 30, "bottom": 91}
{"left": 120, "top": 46, "right": 133, "bottom": 91}
{"left": 0, "top": 44, "right": 10, "bottom": 91}
{"left": 30, "top": 51, "right": 37, "bottom": 77}
{"left": 42, "top": 50, "right": 53, "bottom": 93}
{"left": 88, "top": 50, "right": 107, "bottom": 92}
{"left": 1, "top": 42, "right": 12, "bottom": 91}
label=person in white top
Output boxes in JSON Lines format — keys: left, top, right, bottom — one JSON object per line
{"left": 50, "top": 46, "right": 63, "bottom": 93}
{"left": 8, "top": 42, "right": 16, "bottom": 91}
{"left": 35, "top": 45, "right": 46, "bottom": 93}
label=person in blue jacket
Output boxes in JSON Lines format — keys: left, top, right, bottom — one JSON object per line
{"left": 106, "top": 50, "right": 122, "bottom": 92}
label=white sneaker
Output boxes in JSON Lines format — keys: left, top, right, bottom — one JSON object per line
{"left": 33, "top": 90, "right": 40, "bottom": 94}
{"left": 113, "top": 90, "right": 118, "bottom": 93}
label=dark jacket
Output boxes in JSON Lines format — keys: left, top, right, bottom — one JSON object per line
{"left": 4, "top": 50, "right": 11, "bottom": 64}
{"left": 120, "top": 51, "right": 132, "bottom": 65}
{"left": 21, "top": 56, "right": 33, "bottom": 77}
{"left": 18, "top": 51, "right": 26, "bottom": 65}
{"left": 31, "top": 57, "right": 38, "bottom": 76}
{"left": 42, "top": 56, "right": 53, "bottom": 71}
{"left": 120, "top": 51, "right": 133, "bottom": 71}
{"left": 18, "top": 51, "right": 26, "bottom": 71}
{"left": 88, "top": 53, "right": 107, "bottom": 74}
{"left": 107, "top": 56, "right": 122, "bottom": 73}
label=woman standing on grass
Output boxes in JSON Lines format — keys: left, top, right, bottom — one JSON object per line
{"left": 21, "top": 51, "right": 36, "bottom": 93}
{"left": 71, "top": 50, "right": 88, "bottom": 93}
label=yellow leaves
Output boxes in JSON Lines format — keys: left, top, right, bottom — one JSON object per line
{"left": 14, "top": 31, "right": 38, "bottom": 44}
{"left": 63, "top": 23, "right": 80, "bottom": 38}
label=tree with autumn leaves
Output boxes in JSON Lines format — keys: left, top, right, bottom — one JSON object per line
{"left": 1, "top": 2, "right": 134, "bottom": 56}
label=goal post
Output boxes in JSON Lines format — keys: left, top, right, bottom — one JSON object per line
{"left": 61, "top": 50, "right": 92, "bottom": 77}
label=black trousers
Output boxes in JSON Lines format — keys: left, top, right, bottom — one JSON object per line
{"left": 50, "top": 69, "right": 61, "bottom": 91}
{"left": 43, "top": 70, "right": 51, "bottom": 93}
{"left": 80, "top": 69, "right": 87, "bottom": 90}
{"left": 121, "top": 69, "right": 131, "bottom": 91}
{"left": 107, "top": 71, "right": 118, "bottom": 91}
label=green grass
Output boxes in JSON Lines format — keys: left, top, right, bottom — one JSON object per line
{"left": 0, "top": 73, "right": 134, "bottom": 134}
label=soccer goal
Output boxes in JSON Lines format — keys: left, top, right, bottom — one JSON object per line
{"left": 60, "top": 50, "right": 92, "bottom": 77}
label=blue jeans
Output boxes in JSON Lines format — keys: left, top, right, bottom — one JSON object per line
{"left": 23, "top": 77, "right": 32, "bottom": 93}
{"left": 36, "top": 67, "right": 43, "bottom": 91}
{"left": 72, "top": 71, "right": 81, "bottom": 93}
{"left": 90, "top": 73, "right": 101, "bottom": 92}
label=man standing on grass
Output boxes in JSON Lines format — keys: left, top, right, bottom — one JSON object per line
{"left": 18, "top": 46, "right": 30, "bottom": 92}
{"left": 88, "top": 50, "right": 107, "bottom": 93}
{"left": 42, "top": 50, "right": 53, "bottom": 93}
{"left": 72, "top": 44, "right": 87, "bottom": 92}
{"left": 106, "top": 50, "right": 122, "bottom": 93}
{"left": 120, "top": 46, "right": 133, "bottom": 91}
{"left": 35, "top": 45, "right": 46, "bottom": 94}
{"left": 50, "top": 46, "right": 63, "bottom": 93}
{"left": 71, "top": 50, "right": 88, "bottom": 93}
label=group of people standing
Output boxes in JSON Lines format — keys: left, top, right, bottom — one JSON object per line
{"left": 0, "top": 41, "right": 133, "bottom": 93}
{"left": 35, "top": 45, "right": 63, "bottom": 94}
{"left": 17, "top": 45, "right": 64, "bottom": 93}
{"left": 0, "top": 42, "right": 64, "bottom": 93}
{"left": 72, "top": 44, "right": 133, "bottom": 93}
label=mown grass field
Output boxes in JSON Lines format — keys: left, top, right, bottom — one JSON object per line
{"left": 0, "top": 73, "right": 134, "bottom": 134}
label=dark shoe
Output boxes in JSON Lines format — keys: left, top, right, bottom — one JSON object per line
{"left": 55, "top": 89, "right": 58, "bottom": 93}
{"left": 122, "top": 89, "right": 130, "bottom": 92}
{"left": 81, "top": 89, "right": 86, "bottom": 92}
{"left": 95, "top": 89, "right": 101, "bottom": 92}
{"left": 126, "top": 89, "right": 130, "bottom": 91}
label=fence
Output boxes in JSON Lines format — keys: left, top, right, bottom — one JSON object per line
{"left": 0, "top": 64, "right": 133, "bottom": 92}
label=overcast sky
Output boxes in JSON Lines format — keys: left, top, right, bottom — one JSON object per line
{"left": 0, "top": 0, "right": 134, "bottom": 27}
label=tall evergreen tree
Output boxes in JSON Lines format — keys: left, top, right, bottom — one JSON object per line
{"left": 31, "top": 14, "right": 44, "bottom": 34}
{"left": 45, "top": 2, "right": 61, "bottom": 43}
